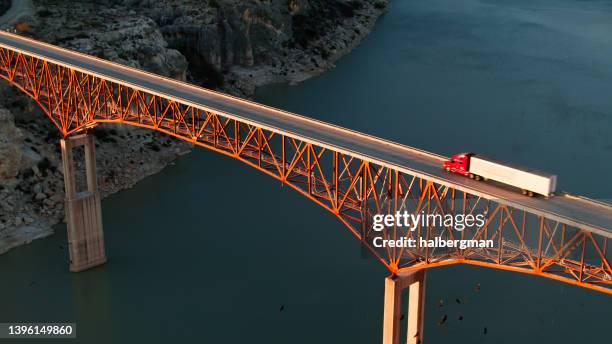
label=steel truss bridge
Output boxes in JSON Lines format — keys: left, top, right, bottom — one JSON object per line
{"left": 0, "top": 30, "right": 610, "bottom": 344}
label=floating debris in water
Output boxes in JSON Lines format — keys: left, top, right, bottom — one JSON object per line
{"left": 438, "top": 314, "right": 447, "bottom": 326}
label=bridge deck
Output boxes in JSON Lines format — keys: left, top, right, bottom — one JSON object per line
{"left": 1, "top": 31, "right": 611, "bottom": 237}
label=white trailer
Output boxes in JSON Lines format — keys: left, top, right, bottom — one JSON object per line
{"left": 469, "top": 156, "right": 557, "bottom": 197}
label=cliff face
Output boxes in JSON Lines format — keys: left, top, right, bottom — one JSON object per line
{"left": 0, "top": 0, "right": 388, "bottom": 253}
{"left": 26, "top": 0, "right": 387, "bottom": 94}
{"left": 151, "top": 0, "right": 388, "bottom": 93}
{"left": 28, "top": 0, "right": 387, "bottom": 92}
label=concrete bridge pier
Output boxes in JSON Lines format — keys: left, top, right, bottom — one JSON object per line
{"left": 382, "top": 269, "right": 426, "bottom": 344}
{"left": 60, "top": 133, "right": 107, "bottom": 272}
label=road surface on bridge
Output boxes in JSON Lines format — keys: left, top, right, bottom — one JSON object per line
{"left": 1, "top": 31, "right": 611, "bottom": 237}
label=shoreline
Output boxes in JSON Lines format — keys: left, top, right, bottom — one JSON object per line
{"left": 228, "top": 1, "right": 389, "bottom": 96}
{"left": 0, "top": 1, "right": 389, "bottom": 255}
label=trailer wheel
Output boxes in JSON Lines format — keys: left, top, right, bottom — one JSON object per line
{"left": 469, "top": 174, "right": 475, "bottom": 179}
{"left": 474, "top": 175, "right": 482, "bottom": 181}
{"left": 527, "top": 191, "right": 534, "bottom": 197}
{"left": 521, "top": 189, "right": 528, "bottom": 195}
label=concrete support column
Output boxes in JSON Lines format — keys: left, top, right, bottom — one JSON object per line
{"left": 406, "top": 270, "right": 426, "bottom": 344}
{"left": 60, "top": 133, "right": 106, "bottom": 272}
{"left": 382, "top": 269, "right": 426, "bottom": 344}
{"left": 382, "top": 274, "right": 403, "bottom": 344}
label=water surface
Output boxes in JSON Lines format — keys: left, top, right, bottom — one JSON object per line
{"left": 1, "top": 1, "right": 611, "bottom": 343}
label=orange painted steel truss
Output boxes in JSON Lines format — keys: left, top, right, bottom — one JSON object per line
{"left": 0, "top": 47, "right": 610, "bottom": 294}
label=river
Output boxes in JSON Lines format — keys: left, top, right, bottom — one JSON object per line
{"left": 1, "top": 0, "right": 611, "bottom": 343}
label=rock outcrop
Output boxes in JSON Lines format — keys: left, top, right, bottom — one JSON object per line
{"left": 28, "top": 0, "right": 388, "bottom": 94}
{"left": 150, "top": 0, "right": 389, "bottom": 93}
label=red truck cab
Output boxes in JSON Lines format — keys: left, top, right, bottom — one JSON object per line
{"left": 443, "top": 153, "right": 473, "bottom": 177}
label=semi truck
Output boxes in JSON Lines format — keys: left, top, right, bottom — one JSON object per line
{"left": 443, "top": 153, "right": 557, "bottom": 197}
